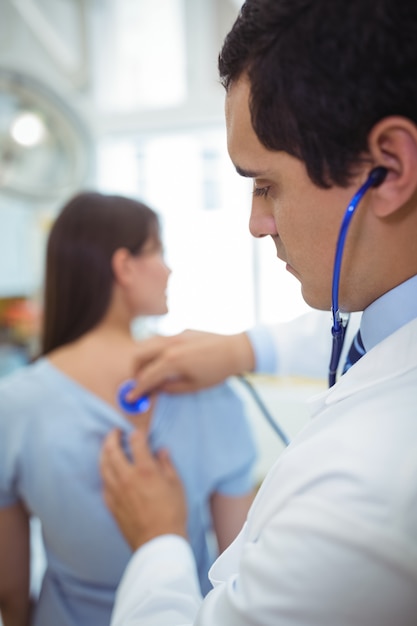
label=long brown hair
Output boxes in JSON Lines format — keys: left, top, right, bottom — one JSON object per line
{"left": 41, "top": 191, "right": 160, "bottom": 354}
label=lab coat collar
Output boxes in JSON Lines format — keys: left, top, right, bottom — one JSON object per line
{"left": 308, "top": 317, "right": 417, "bottom": 415}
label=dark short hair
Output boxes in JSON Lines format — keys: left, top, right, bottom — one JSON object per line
{"left": 41, "top": 191, "right": 160, "bottom": 354}
{"left": 219, "top": 0, "right": 417, "bottom": 187}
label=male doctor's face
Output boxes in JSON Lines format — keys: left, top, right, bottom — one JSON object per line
{"left": 225, "top": 76, "right": 368, "bottom": 312}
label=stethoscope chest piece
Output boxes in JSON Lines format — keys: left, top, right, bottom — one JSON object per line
{"left": 117, "top": 380, "right": 150, "bottom": 414}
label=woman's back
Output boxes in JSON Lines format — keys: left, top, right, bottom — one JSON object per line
{"left": 0, "top": 356, "right": 256, "bottom": 625}
{"left": 0, "top": 192, "right": 257, "bottom": 625}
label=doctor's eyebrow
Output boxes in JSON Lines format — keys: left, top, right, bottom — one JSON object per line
{"left": 235, "top": 165, "right": 262, "bottom": 178}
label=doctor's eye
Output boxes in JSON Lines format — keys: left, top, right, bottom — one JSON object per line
{"left": 253, "top": 185, "right": 271, "bottom": 198}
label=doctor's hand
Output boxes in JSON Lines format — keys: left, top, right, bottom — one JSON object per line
{"left": 129, "top": 329, "right": 255, "bottom": 398}
{"left": 100, "top": 429, "right": 188, "bottom": 551}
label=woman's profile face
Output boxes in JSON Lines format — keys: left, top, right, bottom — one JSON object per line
{"left": 124, "top": 236, "right": 172, "bottom": 318}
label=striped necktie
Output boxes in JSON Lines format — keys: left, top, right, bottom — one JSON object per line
{"left": 342, "top": 330, "right": 366, "bottom": 374}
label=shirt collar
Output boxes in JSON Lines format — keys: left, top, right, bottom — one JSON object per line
{"left": 308, "top": 315, "right": 417, "bottom": 413}
{"left": 360, "top": 274, "right": 417, "bottom": 352}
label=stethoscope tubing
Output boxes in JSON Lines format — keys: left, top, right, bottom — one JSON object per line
{"left": 329, "top": 166, "right": 387, "bottom": 386}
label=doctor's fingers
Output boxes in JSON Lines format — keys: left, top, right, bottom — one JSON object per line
{"left": 102, "top": 429, "right": 159, "bottom": 480}
{"left": 127, "top": 432, "right": 184, "bottom": 497}
{"left": 134, "top": 334, "right": 174, "bottom": 365}
{"left": 154, "top": 447, "right": 181, "bottom": 483}
{"left": 100, "top": 429, "right": 135, "bottom": 487}
{"left": 125, "top": 433, "right": 185, "bottom": 507}
{"left": 130, "top": 330, "right": 222, "bottom": 397}
{"left": 129, "top": 335, "right": 187, "bottom": 396}
{"left": 133, "top": 338, "right": 221, "bottom": 396}
{"left": 132, "top": 356, "right": 186, "bottom": 398}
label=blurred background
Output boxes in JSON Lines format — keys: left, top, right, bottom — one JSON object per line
{"left": 0, "top": 4, "right": 324, "bottom": 601}
{"left": 0, "top": 0, "right": 312, "bottom": 377}
{"left": 0, "top": 0, "right": 327, "bottom": 524}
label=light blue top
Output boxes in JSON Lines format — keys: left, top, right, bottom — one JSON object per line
{"left": 0, "top": 358, "right": 257, "bottom": 626}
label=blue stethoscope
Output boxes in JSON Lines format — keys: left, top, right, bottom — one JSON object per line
{"left": 118, "top": 166, "right": 387, "bottom": 446}
{"left": 118, "top": 380, "right": 151, "bottom": 414}
{"left": 328, "top": 165, "right": 387, "bottom": 387}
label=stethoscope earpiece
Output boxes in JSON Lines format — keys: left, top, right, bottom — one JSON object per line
{"left": 368, "top": 165, "right": 388, "bottom": 187}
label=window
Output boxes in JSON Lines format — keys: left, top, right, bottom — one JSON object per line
{"left": 94, "top": 0, "right": 187, "bottom": 113}
{"left": 97, "top": 127, "right": 310, "bottom": 337}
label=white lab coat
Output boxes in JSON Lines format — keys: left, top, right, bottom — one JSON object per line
{"left": 111, "top": 316, "right": 417, "bottom": 626}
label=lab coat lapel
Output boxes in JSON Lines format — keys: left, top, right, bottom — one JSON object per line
{"left": 309, "top": 317, "right": 417, "bottom": 410}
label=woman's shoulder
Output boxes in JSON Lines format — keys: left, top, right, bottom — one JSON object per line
{"left": 0, "top": 358, "right": 51, "bottom": 409}
{"left": 160, "top": 379, "right": 247, "bottom": 427}
{"left": 164, "top": 377, "right": 243, "bottom": 406}
{"left": 198, "top": 378, "right": 245, "bottom": 404}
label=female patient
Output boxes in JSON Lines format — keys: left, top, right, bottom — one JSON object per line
{"left": 0, "top": 192, "right": 256, "bottom": 626}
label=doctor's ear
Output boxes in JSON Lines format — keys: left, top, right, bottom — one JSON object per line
{"left": 367, "top": 116, "right": 417, "bottom": 217}
{"left": 111, "top": 248, "right": 133, "bottom": 286}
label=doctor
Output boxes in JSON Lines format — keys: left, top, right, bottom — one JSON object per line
{"left": 100, "top": 1, "right": 417, "bottom": 624}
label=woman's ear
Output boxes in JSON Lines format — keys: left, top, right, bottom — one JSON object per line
{"left": 367, "top": 116, "right": 417, "bottom": 217}
{"left": 111, "top": 248, "right": 132, "bottom": 286}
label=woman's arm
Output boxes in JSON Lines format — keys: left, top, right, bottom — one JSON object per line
{"left": 0, "top": 502, "right": 31, "bottom": 626}
{"left": 210, "top": 491, "right": 255, "bottom": 554}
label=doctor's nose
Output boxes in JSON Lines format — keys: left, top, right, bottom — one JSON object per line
{"left": 249, "top": 202, "right": 277, "bottom": 239}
